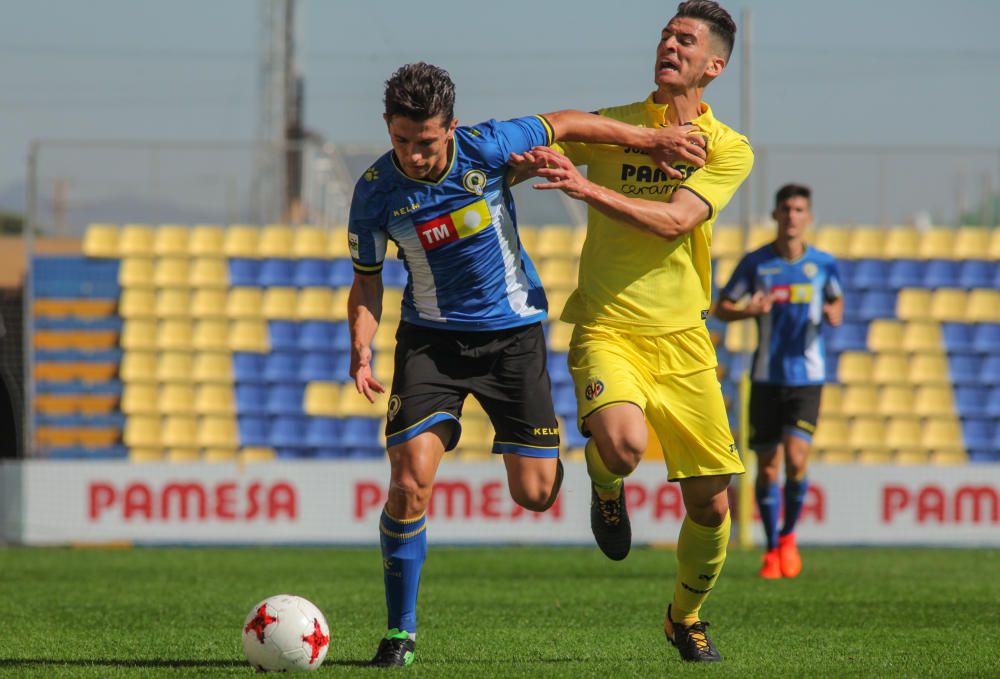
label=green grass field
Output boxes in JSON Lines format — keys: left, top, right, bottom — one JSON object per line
{"left": 1, "top": 545, "right": 998, "bottom": 677}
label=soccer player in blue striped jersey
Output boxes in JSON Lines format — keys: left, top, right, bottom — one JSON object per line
{"left": 350, "top": 62, "right": 706, "bottom": 667}
{"left": 715, "top": 183, "right": 843, "bottom": 579}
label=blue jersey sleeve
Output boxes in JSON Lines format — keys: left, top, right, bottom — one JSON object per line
{"left": 469, "top": 116, "right": 554, "bottom": 171}
{"left": 347, "top": 176, "right": 388, "bottom": 275}
{"left": 720, "top": 253, "right": 757, "bottom": 302}
{"left": 824, "top": 257, "right": 844, "bottom": 301}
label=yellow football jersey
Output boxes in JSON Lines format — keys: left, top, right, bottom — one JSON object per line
{"left": 557, "top": 95, "right": 753, "bottom": 333}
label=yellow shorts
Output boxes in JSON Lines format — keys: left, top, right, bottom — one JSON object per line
{"left": 568, "top": 323, "right": 745, "bottom": 481}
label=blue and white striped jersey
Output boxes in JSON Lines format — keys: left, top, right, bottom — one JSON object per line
{"left": 348, "top": 116, "right": 553, "bottom": 331}
{"left": 720, "top": 244, "right": 843, "bottom": 385}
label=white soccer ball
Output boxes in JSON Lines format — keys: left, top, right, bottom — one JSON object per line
{"left": 242, "top": 594, "right": 331, "bottom": 672}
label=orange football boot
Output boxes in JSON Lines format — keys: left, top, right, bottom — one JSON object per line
{"left": 778, "top": 533, "right": 802, "bottom": 578}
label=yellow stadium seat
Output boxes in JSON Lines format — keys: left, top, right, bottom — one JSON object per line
{"left": 724, "top": 320, "right": 757, "bottom": 353}
{"left": 155, "top": 289, "right": 192, "bottom": 319}
{"left": 195, "top": 384, "right": 235, "bottom": 415}
{"left": 224, "top": 225, "right": 259, "bottom": 257}
{"left": 82, "top": 223, "right": 119, "bottom": 258}
{"left": 571, "top": 226, "right": 587, "bottom": 255}
{"left": 204, "top": 448, "right": 237, "bottom": 463}
{"left": 713, "top": 256, "right": 740, "bottom": 290}
{"left": 191, "top": 289, "right": 227, "bottom": 319}
{"left": 877, "top": 386, "right": 915, "bottom": 417}
{"left": 908, "top": 354, "right": 950, "bottom": 386}
{"left": 896, "top": 289, "right": 932, "bottom": 321}
{"left": 153, "top": 224, "right": 190, "bottom": 257}
{"left": 118, "top": 257, "right": 155, "bottom": 289}
{"left": 297, "top": 288, "right": 335, "bottom": 320}
{"left": 546, "top": 289, "right": 572, "bottom": 319}
{"left": 157, "top": 351, "right": 194, "bottom": 383}
{"left": 837, "top": 352, "right": 873, "bottom": 385}
{"left": 240, "top": 447, "right": 277, "bottom": 463}
{"left": 380, "top": 288, "right": 403, "bottom": 320}
{"left": 866, "top": 320, "right": 903, "bottom": 353}
{"left": 929, "top": 289, "right": 967, "bottom": 322}
{"left": 192, "top": 352, "right": 232, "bottom": 383}
{"left": 895, "top": 449, "right": 930, "bottom": 465}
{"left": 259, "top": 224, "right": 294, "bottom": 257}
{"left": 547, "top": 321, "right": 573, "bottom": 352}
{"left": 913, "top": 386, "right": 954, "bottom": 417}
{"left": 929, "top": 450, "right": 967, "bottom": 465}
{"left": 120, "top": 320, "right": 157, "bottom": 350}
{"left": 857, "top": 450, "right": 894, "bottom": 465}
{"left": 304, "top": 382, "right": 339, "bottom": 416}
{"left": 156, "top": 320, "right": 193, "bottom": 351}
{"left": 193, "top": 320, "right": 229, "bottom": 351}
{"left": 373, "top": 323, "right": 396, "bottom": 353}
{"left": 118, "top": 224, "right": 155, "bottom": 256}
{"left": 120, "top": 351, "right": 157, "bottom": 383}
{"left": 918, "top": 227, "right": 957, "bottom": 259}
{"left": 965, "top": 290, "right": 1000, "bottom": 322}
{"left": 813, "top": 415, "right": 849, "bottom": 451}
{"left": 954, "top": 227, "right": 991, "bottom": 260}
{"left": 989, "top": 229, "right": 1000, "bottom": 260}
{"left": 847, "top": 226, "right": 886, "bottom": 259}
{"left": 331, "top": 288, "right": 351, "bottom": 321}
{"left": 229, "top": 320, "right": 270, "bottom": 352}
{"left": 872, "top": 353, "right": 909, "bottom": 385}
{"left": 884, "top": 226, "right": 920, "bottom": 259}
{"left": 884, "top": 417, "right": 922, "bottom": 450}
{"left": 922, "top": 417, "right": 963, "bottom": 452}
{"left": 534, "top": 225, "right": 575, "bottom": 259}
{"left": 537, "top": 258, "right": 577, "bottom": 291}
{"left": 129, "top": 447, "right": 164, "bottom": 463}
{"left": 121, "top": 384, "right": 158, "bottom": 415}
{"left": 166, "top": 448, "right": 201, "bottom": 463}
{"left": 159, "top": 384, "right": 196, "bottom": 415}
{"left": 819, "top": 384, "right": 843, "bottom": 416}
{"left": 518, "top": 226, "right": 539, "bottom": 254}
{"left": 337, "top": 383, "right": 382, "bottom": 417}
{"left": 198, "top": 416, "right": 238, "bottom": 448}
{"left": 326, "top": 226, "right": 350, "bottom": 258}
{"left": 226, "top": 288, "right": 264, "bottom": 319}
{"left": 292, "top": 226, "right": 329, "bottom": 257}
{"left": 124, "top": 415, "right": 161, "bottom": 448}
{"left": 119, "top": 289, "right": 157, "bottom": 320}
{"left": 711, "top": 226, "right": 743, "bottom": 258}
{"left": 748, "top": 224, "right": 774, "bottom": 249}
{"left": 813, "top": 226, "right": 851, "bottom": 258}
{"left": 153, "top": 258, "right": 190, "bottom": 288}
{"left": 901, "top": 321, "right": 943, "bottom": 353}
{"left": 840, "top": 385, "right": 879, "bottom": 417}
{"left": 262, "top": 287, "right": 299, "bottom": 320}
{"left": 818, "top": 449, "right": 856, "bottom": 464}
{"left": 190, "top": 258, "right": 229, "bottom": 288}
{"left": 848, "top": 416, "right": 887, "bottom": 452}
{"left": 189, "top": 224, "right": 225, "bottom": 257}
{"left": 459, "top": 415, "right": 494, "bottom": 450}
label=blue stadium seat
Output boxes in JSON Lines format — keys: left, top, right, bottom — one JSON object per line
{"left": 235, "top": 384, "right": 269, "bottom": 415}
{"left": 264, "top": 351, "right": 302, "bottom": 384}
{"left": 266, "top": 384, "right": 305, "bottom": 415}
{"left": 948, "top": 355, "right": 982, "bottom": 386}
{"left": 233, "top": 353, "right": 268, "bottom": 383}
{"left": 268, "top": 320, "right": 299, "bottom": 350}
{"left": 857, "top": 291, "right": 897, "bottom": 321}
{"left": 954, "top": 387, "right": 987, "bottom": 418}
{"left": 314, "top": 447, "right": 349, "bottom": 459}
{"left": 887, "top": 259, "right": 924, "bottom": 290}
{"left": 298, "top": 320, "right": 338, "bottom": 351}
{"left": 922, "top": 260, "right": 960, "bottom": 289}
{"left": 958, "top": 260, "right": 994, "bottom": 288}
{"left": 994, "top": 264, "right": 1000, "bottom": 290}
{"left": 382, "top": 259, "right": 408, "bottom": 288}
{"left": 962, "top": 418, "right": 994, "bottom": 450}
{"left": 299, "top": 351, "right": 339, "bottom": 382}
{"left": 824, "top": 351, "right": 840, "bottom": 383}
{"left": 552, "top": 383, "right": 577, "bottom": 420}
{"left": 276, "top": 447, "right": 313, "bottom": 459}
{"left": 835, "top": 260, "right": 855, "bottom": 287}
{"left": 986, "top": 386, "right": 1000, "bottom": 418}
{"left": 972, "top": 324, "right": 1000, "bottom": 353}
{"left": 305, "top": 417, "right": 341, "bottom": 448}
{"left": 981, "top": 356, "right": 1000, "bottom": 385}
{"left": 328, "top": 259, "right": 355, "bottom": 288}
{"left": 942, "top": 323, "right": 975, "bottom": 354}
{"left": 346, "top": 446, "right": 386, "bottom": 459}
{"left": 258, "top": 258, "right": 296, "bottom": 287}
{"left": 294, "top": 259, "right": 331, "bottom": 287}
{"left": 270, "top": 415, "right": 309, "bottom": 447}
{"left": 238, "top": 416, "right": 271, "bottom": 447}
{"left": 548, "top": 351, "right": 572, "bottom": 387}
{"left": 850, "top": 260, "right": 889, "bottom": 291}
{"left": 228, "top": 258, "right": 260, "bottom": 287}
{"left": 563, "top": 426, "right": 588, "bottom": 450}
{"left": 341, "top": 417, "right": 382, "bottom": 448}
{"left": 826, "top": 321, "right": 868, "bottom": 353}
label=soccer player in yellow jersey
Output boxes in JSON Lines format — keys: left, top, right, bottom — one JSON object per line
{"left": 511, "top": 0, "right": 752, "bottom": 663}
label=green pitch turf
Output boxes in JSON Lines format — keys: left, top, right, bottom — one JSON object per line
{"left": 1, "top": 545, "right": 998, "bottom": 677}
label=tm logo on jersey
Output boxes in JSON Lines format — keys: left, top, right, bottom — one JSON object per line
{"left": 415, "top": 199, "right": 492, "bottom": 251}
{"left": 770, "top": 284, "right": 813, "bottom": 304}
{"left": 584, "top": 379, "right": 605, "bottom": 401}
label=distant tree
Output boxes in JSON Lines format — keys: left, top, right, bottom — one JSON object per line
{"left": 0, "top": 211, "right": 25, "bottom": 234}
{"left": 960, "top": 194, "right": 999, "bottom": 227}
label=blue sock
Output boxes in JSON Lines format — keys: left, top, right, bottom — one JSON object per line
{"left": 780, "top": 478, "right": 809, "bottom": 537}
{"left": 756, "top": 482, "right": 780, "bottom": 550}
{"left": 379, "top": 508, "right": 427, "bottom": 636}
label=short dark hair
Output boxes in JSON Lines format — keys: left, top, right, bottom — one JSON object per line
{"left": 383, "top": 62, "right": 456, "bottom": 123}
{"left": 675, "top": 0, "right": 736, "bottom": 60}
{"left": 775, "top": 183, "right": 812, "bottom": 208}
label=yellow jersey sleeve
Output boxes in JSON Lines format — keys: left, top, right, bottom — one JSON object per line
{"left": 550, "top": 140, "right": 592, "bottom": 166}
{"left": 680, "top": 136, "right": 754, "bottom": 221}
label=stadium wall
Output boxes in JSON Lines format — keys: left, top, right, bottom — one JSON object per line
{"left": 2, "top": 460, "right": 999, "bottom": 547}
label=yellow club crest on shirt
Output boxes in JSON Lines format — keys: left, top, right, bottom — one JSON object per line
{"left": 462, "top": 169, "right": 487, "bottom": 195}
{"left": 363, "top": 166, "right": 379, "bottom": 182}
{"left": 802, "top": 262, "right": 818, "bottom": 279}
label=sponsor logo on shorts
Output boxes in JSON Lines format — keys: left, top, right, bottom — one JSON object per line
{"left": 584, "top": 379, "right": 605, "bottom": 401}
{"left": 415, "top": 199, "right": 492, "bottom": 251}
{"left": 462, "top": 169, "right": 487, "bottom": 196}
{"left": 387, "top": 395, "right": 402, "bottom": 421}
{"left": 533, "top": 427, "right": 559, "bottom": 436}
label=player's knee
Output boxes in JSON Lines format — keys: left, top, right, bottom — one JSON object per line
{"left": 387, "top": 475, "right": 433, "bottom": 516}
{"left": 510, "top": 461, "right": 563, "bottom": 513}
{"left": 603, "top": 437, "right": 644, "bottom": 476}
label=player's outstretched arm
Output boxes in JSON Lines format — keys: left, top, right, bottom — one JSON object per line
{"left": 528, "top": 146, "right": 708, "bottom": 241}
{"left": 542, "top": 110, "right": 706, "bottom": 178}
{"left": 823, "top": 297, "right": 844, "bottom": 327}
{"left": 348, "top": 272, "right": 385, "bottom": 403}
{"left": 715, "top": 291, "right": 773, "bottom": 321}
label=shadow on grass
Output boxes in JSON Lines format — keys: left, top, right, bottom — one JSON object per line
{"left": 0, "top": 658, "right": 245, "bottom": 668}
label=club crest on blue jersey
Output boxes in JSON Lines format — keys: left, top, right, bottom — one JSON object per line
{"left": 462, "top": 169, "right": 487, "bottom": 195}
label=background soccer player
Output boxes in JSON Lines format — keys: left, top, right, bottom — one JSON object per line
{"left": 511, "top": 0, "right": 751, "bottom": 663}
{"left": 715, "top": 183, "right": 844, "bottom": 579}
{"left": 348, "top": 62, "right": 707, "bottom": 668}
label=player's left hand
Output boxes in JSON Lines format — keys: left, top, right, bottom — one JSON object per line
{"left": 526, "top": 146, "right": 591, "bottom": 200}
{"left": 647, "top": 123, "right": 707, "bottom": 178}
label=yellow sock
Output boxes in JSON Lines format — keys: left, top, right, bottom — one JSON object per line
{"left": 671, "top": 512, "right": 730, "bottom": 625}
{"left": 585, "top": 439, "right": 623, "bottom": 498}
